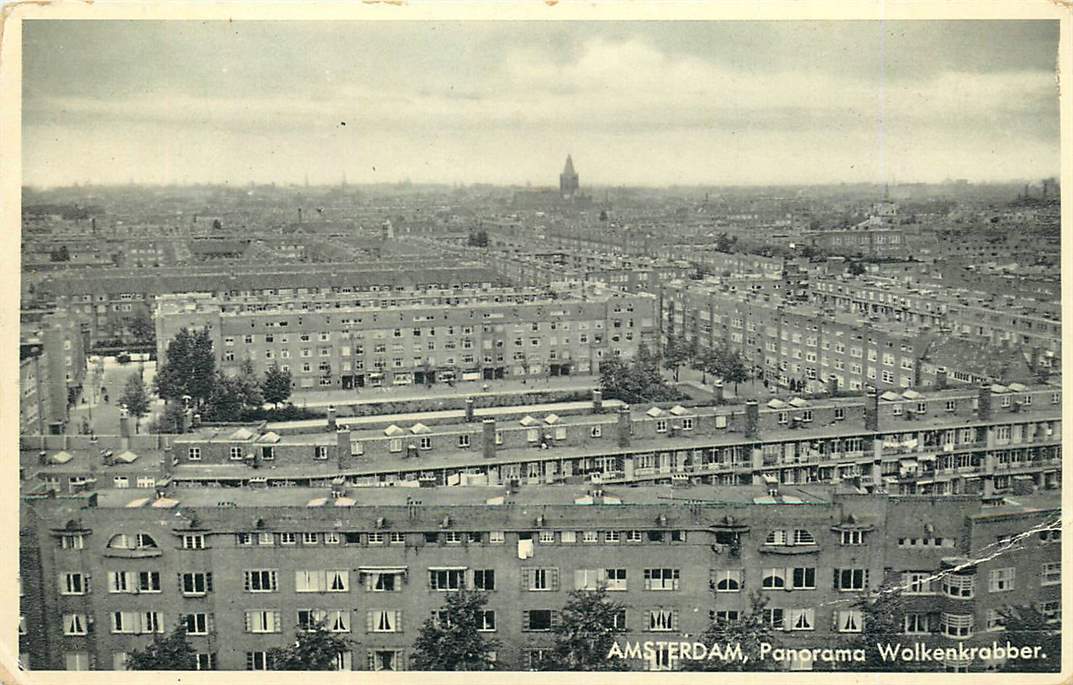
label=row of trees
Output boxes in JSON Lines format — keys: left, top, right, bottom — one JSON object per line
{"left": 154, "top": 328, "right": 294, "bottom": 424}
{"left": 121, "top": 582, "right": 1058, "bottom": 672}
{"left": 662, "top": 335, "right": 749, "bottom": 392}
{"left": 598, "top": 344, "right": 684, "bottom": 404}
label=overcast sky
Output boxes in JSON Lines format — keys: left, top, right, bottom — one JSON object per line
{"left": 23, "top": 20, "right": 1060, "bottom": 188}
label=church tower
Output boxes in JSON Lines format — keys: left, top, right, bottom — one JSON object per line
{"left": 559, "top": 155, "right": 579, "bottom": 198}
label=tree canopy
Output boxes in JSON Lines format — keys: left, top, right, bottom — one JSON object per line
{"left": 267, "top": 620, "right": 353, "bottom": 671}
{"left": 411, "top": 589, "right": 499, "bottom": 671}
{"left": 119, "top": 372, "right": 151, "bottom": 428}
{"left": 262, "top": 364, "right": 293, "bottom": 407}
{"left": 680, "top": 593, "right": 781, "bottom": 672}
{"left": 125, "top": 623, "right": 197, "bottom": 670}
{"left": 599, "top": 345, "right": 683, "bottom": 404}
{"left": 538, "top": 587, "right": 629, "bottom": 671}
{"left": 154, "top": 327, "right": 216, "bottom": 407}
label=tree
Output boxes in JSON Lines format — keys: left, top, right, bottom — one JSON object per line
{"left": 411, "top": 589, "right": 499, "bottom": 671}
{"left": 847, "top": 260, "right": 867, "bottom": 276}
{"left": 119, "top": 372, "right": 151, "bottom": 432}
{"left": 694, "top": 348, "right": 721, "bottom": 386}
{"left": 204, "top": 362, "right": 263, "bottom": 422}
{"left": 263, "top": 364, "right": 293, "bottom": 407}
{"left": 715, "top": 346, "right": 750, "bottom": 395}
{"left": 998, "top": 604, "right": 1061, "bottom": 673}
{"left": 662, "top": 335, "right": 691, "bottom": 382}
{"left": 267, "top": 619, "right": 353, "bottom": 671}
{"left": 154, "top": 327, "right": 216, "bottom": 408}
{"left": 125, "top": 622, "right": 197, "bottom": 670}
{"left": 128, "top": 310, "right": 155, "bottom": 344}
{"left": 538, "top": 587, "right": 629, "bottom": 671}
{"left": 843, "top": 583, "right": 913, "bottom": 672}
{"left": 680, "top": 593, "right": 781, "bottom": 671}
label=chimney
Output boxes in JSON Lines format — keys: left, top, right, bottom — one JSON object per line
{"left": 592, "top": 389, "right": 604, "bottom": 414}
{"left": 406, "top": 443, "right": 418, "bottom": 460}
{"left": 336, "top": 427, "right": 351, "bottom": 467}
{"left": 118, "top": 410, "right": 131, "bottom": 445}
{"left": 744, "top": 400, "right": 759, "bottom": 440}
{"left": 1031, "top": 346, "right": 1042, "bottom": 371}
{"left": 180, "top": 408, "right": 192, "bottom": 433}
{"left": 826, "top": 376, "right": 839, "bottom": 396}
{"left": 191, "top": 412, "right": 201, "bottom": 429}
{"left": 327, "top": 406, "right": 337, "bottom": 431}
{"left": 977, "top": 383, "right": 993, "bottom": 421}
{"left": 482, "top": 419, "right": 497, "bottom": 459}
{"left": 935, "top": 368, "right": 948, "bottom": 390}
{"left": 616, "top": 405, "right": 632, "bottom": 447}
{"left": 37, "top": 450, "right": 47, "bottom": 466}
{"left": 465, "top": 397, "right": 475, "bottom": 423}
{"left": 712, "top": 380, "right": 725, "bottom": 403}
{"left": 160, "top": 446, "right": 174, "bottom": 479}
{"left": 864, "top": 387, "right": 879, "bottom": 432}
{"left": 102, "top": 449, "right": 114, "bottom": 467}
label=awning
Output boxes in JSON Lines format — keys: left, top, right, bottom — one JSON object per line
{"left": 646, "top": 407, "right": 665, "bottom": 417}
{"left": 427, "top": 566, "right": 468, "bottom": 571}
{"left": 669, "top": 405, "right": 689, "bottom": 416}
{"left": 544, "top": 414, "right": 560, "bottom": 425}
{"left": 359, "top": 566, "right": 408, "bottom": 573}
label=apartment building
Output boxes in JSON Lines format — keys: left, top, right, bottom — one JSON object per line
{"left": 19, "top": 311, "right": 87, "bottom": 434}
{"left": 19, "top": 481, "right": 1059, "bottom": 672}
{"left": 661, "top": 282, "right": 1035, "bottom": 394}
{"left": 38, "top": 262, "right": 501, "bottom": 346}
{"left": 155, "top": 288, "right": 659, "bottom": 388}
{"left": 20, "top": 381, "right": 1061, "bottom": 502}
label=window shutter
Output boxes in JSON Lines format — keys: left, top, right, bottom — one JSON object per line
{"left": 520, "top": 569, "right": 530, "bottom": 591}
{"left": 863, "top": 569, "right": 869, "bottom": 588}
{"left": 84, "top": 574, "right": 91, "bottom": 593}
{"left": 395, "top": 610, "right": 402, "bottom": 632}
{"left": 177, "top": 573, "right": 183, "bottom": 591}
{"left": 672, "top": 609, "right": 680, "bottom": 630}
{"left": 522, "top": 610, "right": 530, "bottom": 631}
{"left": 206, "top": 572, "right": 214, "bottom": 592}
{"left": 551, "top": 610, "right": 561, "bottom": 628}
{"left": 832, "top": 611, "right": 840, "bottom": 631}
{"left": 243, "top": 573, "right": 251, "bottom": 592}
{"left": 574, "top": 570, "right": 584, "bottom": 590}
{"left": 244, "top": 612, "right": 251, "bottom": 632}
{"left": 273, "top": 611, "right": 281, "bottom": 631}
{"left": 208, "top": 613, "right": 215, "bottom": 632}
{"left": 551, "top": 568, "right": 560, "bottom": 591}
{"left": 833, "top": 569, "right": 840, "bottom": 590}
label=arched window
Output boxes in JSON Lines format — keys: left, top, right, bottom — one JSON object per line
{"left": 107, "top": 533, "right": 158, "bottom": 550}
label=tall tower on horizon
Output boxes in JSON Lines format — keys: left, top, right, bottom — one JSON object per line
{"left": 559, "top": 154, "right": 579, "bottom": 198}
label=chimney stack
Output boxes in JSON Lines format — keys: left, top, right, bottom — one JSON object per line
{"left": 977, "top": 383, "right": 993, "bottom": 421}
{"left": 744, "top": 400, "right": 760, "bottom": 440}
{"left": 864, "top": 387, "right": 880, "bottom": 432}
{"left": 712, "top": 380, "right": 725, "bottom": 403}
{"left": 482, "top": 419, "right": 497, "bottom": 459}
{"left": 826, "top": 376, "right": 839, "bottom": 397}
{"left": 935, "top": 368, "right": 948, "bottom": 390}
{"left": 592, "top": 389, "right": 604, "bottom": 414}
{"left": 336, "top": 427, "right": 351, "bottom": 467}
{"left": 191, "top": 412, "right": 201, "bottom": 429}
{"left": 160, "top": 446, "right": 174, "bottom": 479}
{"left": 616, "top": 405, "right": 632, "bottom": 448}
{"left": 327, "top": 406, "right": 337, "bottom": 431}
{"left": 465, "top": 397, "right": 475, "bottom": 423}
{"left": 118, "top": 410, "right": 131, "bottom": 444}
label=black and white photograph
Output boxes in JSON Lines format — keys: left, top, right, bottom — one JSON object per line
{"left": 8, "top": 3, "right": 1068, "bottom": 677}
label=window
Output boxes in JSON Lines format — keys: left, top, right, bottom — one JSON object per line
{"left": 479, "top": 610, "right": 496, "bottom": 632}
{"left": 63, "top": 613, "right": 88, "bottom": 636}
{"left": 834, "top": 568, "right": 868, "bottom": 591}
{"left": 245, "top": 610, "right": 282, "bottom": 633}
{"left": 194, "top": 653, "right": 217, "bottom": 671}
{"left": 324, "top": 532, "right": 341, "bottom": 545}
{"left": 60, "top": 533, "right": 85, "bottom": 550}
{"left": 988, "top": 567, "right": 1016, "bottom": 593}
{"left": 763, "top": 608, "right": 785, "bottom": 629}
{"left": 655, "top": 419, "right": 668, "bottom": 433}
{"left": 524, "top": 567, "right": 559, "bottom": 591}
{"left": 390, "top": 531, "right": 406, "bottom": 544}
{"left": 184, "top": 613, "right": 212, "bottom": 636}
{"left": 112, "top": 611, "right": 163, "bottom": 634}
{"left": 605, "top": 530, "right": 621, "bottom": 543}
{"left": 1039, "top": 529, "right": 1061, "bottom": 544}
{"left": 181, "top": 572, "right": 213, "bottom": 595}
{"left": 590, "top": 426, "right": 602, "bottom": 438}
{"left": 64, "top": 652, "right": 90, "bottom": 671}
{"left": 940, "top": 613, "right": 974, "bottom": 638}
{"left": 647, "top": 608, "right": 678, "bottom": 632}
{"left": 524, "top": 609, "right": 556, "bottom": 632}
{"left": 257, "top": 532, "right": 274, "bottom": 546}
{"left": 295, "top": 569, "right": 349, "bottom": 593}
{"left": 561, "top": 530, "right": 576, "bottom": 544}
{"left": 682, "top": 417, "right": 694, "bottom": 431}
{"left": 792, "top": 567, "right": 816, "bottom": 590}
{"left": 713, "top": 610, "right": 740, "bottom": 623}
{"left": 789, "top": 608, "right": 815, "bottom": 631}
{"left": 229, "top": 446, "right": 244, "bottom": 461}
{"left": 182, "top": 534, "right": 206, "bottom": 549}
{"left": 60, "top": 572, "right": 88, "bottom": 595}
{"left": 712, "top": 569, "right": 743, "bottom": 592}
{"left": 1041, "top": 562, "right": 1061, "bottom": 586}
{"left": 489, "top": 531, "right": 505, "bottom": 544}
{"left": 473, "top": 569, "right": 495, "bottom": 591}
{"left": 840, "top": 530, "right": 864, "bottom": 545}
{"left": 246, "top": 651, "right": 273, "bottom": 671}
{"left": 444, "top": 531, "right": 463, "bottom": 545}
{"left": 429, "top": 568, "right": 466, "bottom": 591}
{"left": 793, "top": 529, "right": 816, "bottom": 545}
{"left": 986, "top": 609, "right": 1005, "bottom": 632}
{"left": 367, "top": 610, "right": 401, "bottom": 633}
{"left": 903, "top": 571, "right": 936, "bottom": 595}
{"left": 582, "top": 531, "right": 598, "bottom": 543}
{"left": 762, "top": 568, "right": 786, "bottom": 590}
{"left": 903, "top": 613, "right": 931, "bottom": 635}
{"left": 643, "top": 568, "right": 680, "bottom": 591}
{"left": 243, "top": 569, "right": 278, "bottom": 592}
{"left": 364, "top": 570, "right": 403, "bottom": 592}
{"left": 605, "top": 568, "right": 627, "bottom": 591}
{"left": 188, "top": 447, "right": 201, "bottom": 461}
{"left": 280, "top": 532, "right": 296, "bottom": 545}
{"left": 942, "top": 574, "right": 975, "bottom": 598}
{"left": 458, "top": 435, "right": 470, "bottom": 448}
{"left": 574, "top": 569, "right": 604, "bottom": 591}
{"left": 302, "top": 532, "right": 319, "bottom": 545}
{"left": 627, "top": 530, "right": 643, "bottom": 543}
{"left": 236, "top": 533, "right": 253, "bottom": 546}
